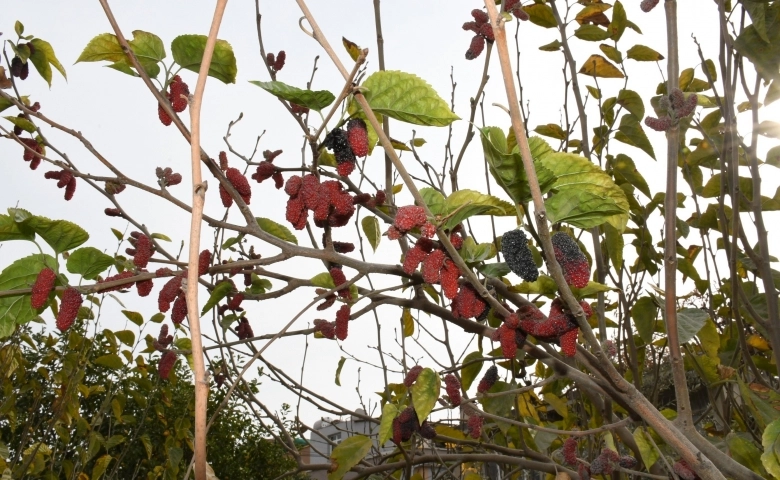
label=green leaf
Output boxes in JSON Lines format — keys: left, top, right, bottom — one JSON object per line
{"left": 378, "top": 403, "right": 399, "bottom": 446}
{"left": 77, "top": 33, "right": 126, "bottom": 63}
{"left": 411, "top": 368, "right": 440, "bottom": 421}
{"left": 586, "top": 85, "right": 602, "bottom": 100}
{"left": 127, "top": 30, "right": 165, "bottom": 78}
{"left": 632, "top": 296, "right": 658, "bottom": 344}
{"left": 510, "top": 275, "right": 559, "bottom": 296}
{"left": 615, "top": 114, "right": 656, "bottom": 160}
{"left": 626, "top": 44, "right": 665, "bottom": 62}
{"left": 26, "top": 216, "right": 89, "bottom": 254}
{"left": 0, "top": 254, "right": 57, "bottom": 337}
{"left": 578, "top": 55, "right": 624, "bottom": 78}
{"left": 538, "top": 40, "right": 562, "bottom": 52}
{"left": 420, "top": 188, "right": 447, "bottom": 215}
{"left": 603, "top": 223, "right": 623, "bottom": 271}
{"left": 67, "top": 247, "right": 114, "bottom": 280}
{"left": 361, "top": 216, "right": 381, "bottom": 252}
{"left": 727, "top": 434, "right": 768, "bottom": 477}
{"left": 675, "top": 308, "right": 709, "bottom": 344}
{"left": 361, "top": 71, "right": 459, "bottom": 126}
{"left": 461, "top": 351, "right": 483, "bottom": 391}
{"left": 767, "top": 146, "right": 780, "bottom": 169}
{"left": 335, "top": 357, "right": 346, "bottom": 386}
{"left": 534, "top": 123, "right": 567, "bottom": 140}
{"left": 92, "top": 454, "right": 113, "bottom": 480}
{"left": 480, "top": 127, "right": 556, "bottom": 205}
{"left": 150, "top": 233, "right": 171, "bottom": 242}
{"left": 574, "top": 25, "right": 611, "bottom": 41}
{"left": 612, "top": 154, "right": 651, "bottom": 197}
{"left": 0, "top": 214, "right": 35, "bottom": 242}
{"left": 250, "top": 80, "right": 335, "bottom": 112}
{"left": 122, "top": 310, "right": 143, "bottom": 326}
{"left": 633, "top": 427, "right": 659, "bottom": 469}
{"left": 460, "top": 238, "right": 497, "bottom": 263}
{"left": 616, "top": 89, "right": 645, "bottom": 120}
{"left": 735, "top": 2, "right": 780, "bottom": 82}
{"left": 29, "top": 38, "right": 67, "bottom": 86}
{"left": 763, "top": 419, "right": 780, "bottom": 478}
{"left": 310, "top": 273, "right": 359, "bottom": 300}
{"left": 171, "top": 34, "right": 237, "bottom": 84}
{"left": 256, "top": 217, "right": 298, "bottom": 244}
{"left": 478, "top": 262, "right": 511, "bottom": 278}
{"left": 15, "top": 21, "right": 24, "bottom": 37}
{"left": 328, "top": 435, "right": 372, "bottom": 480}
{"left": 537, "top": 142, "right": 630, "bottom": 231}
{"left": 599, "top": 44, "right": 623, "bottom": 64}
{"left": 4, "top": 116, "right": 36, "bottom": 133}
{"left": 440, "top": 189, "right": 515, "bottom": 230}
{"left": 201, "top": 281, "right": 234, "bottom": 315}
{"left": 114, "top": 330, "right": 135, "bottom": 347}
{"left": 401, "top": 308, "right": 414, "bottom": 337}
{"left": 609, "top": 1, "right": 627, "bottom": 40}
{"left": 94, "top": 354, "right": 124, "bottom": 370}
{"left": 524, "top": 4, "right": 557, "bottom": 28}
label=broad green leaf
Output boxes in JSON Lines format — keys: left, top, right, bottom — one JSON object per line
{"left": 633, "top": 427, "right": 659, "bottom": 469}
{"left": 434, "top": 424, "right": 466, "bottom": 440}
{"left": 361, "top": 70, "right": 459, "bottom": 126}
{"left": 77, "top": 33, "right": 125, "bottom": 63}
{"left": 615, "top": 114, "right": 655, "bottom": 160}
{"left": 361, "top": 216, "right": 380, "bottom": 252}
{"left": 250, "top": 81, "right": 335, "bottom": 112}
{"left": 94, "top": 354, "right": 124, "bottom": 370}
{"left": 698, "top": 318, "right": 719, "bottom": 358}
{"left": 4, "top": 116, "right": 36, "bottom": 133}
{"left": 478, "top": 262, "right": 511, "bottom": 278}
{"left": 460, "top": 238, "right": 497, "bottom": 263}
{"left": 509, "top": 275, "right": 559, "bottom": 296}
{"left": 534, "top": 123, "right": 567, "bottom": 140}
{"left": 767, "top": 146, "right": 780, "bottom": 169}
{"left": 151, "top": 233, "right": 171, "bottom": 242}
{"left": 0, "top": 214, "right": 35, "bottom": 242}
{"left": 461, "top": 351, "right": 484, "bottom": 391}
{"left": 420, "top": 188, "right": 447, "bottom": 215}
{"left": 335, "top": 357, "right": 346, "bottom": 386}
{"left": 15, "top": 21, "right": 24, "bottom": 37}
{"left": 675, "top": 308, "right": 709, "bottom": 344}
{"left": 480, "top": 127, "right": 556, "bottom": 205}
{"left": 741, "top": 380, "right": 780, "bottom": 431}
{"left": 411, "top": 367, "right": 440, "bottom": 421}
{"left": 26, "top": 216, "right": 89, "bottom": 254}
{"left": 67, "top": 247, "right": 114, "bottom": 280}
{"left": 524, "top": 4, "right": 557, "bottom": 28}
{"left": 114, "top": 330, "right": 135, "bottom": 347}
{"left": 171, "top": 35, "right": 237, "bottom": 84}
{"left": 616, "top": 89, "right": 645, "bottom": 120}
{"left": 626, "top": 44, "right": 665, "bottom": 62}
{"left": 735, "top": 3, "right": 780, "bottom": 82}
{"left": 128, "top": 30, "right": 165, "bottom": 77}
{"left": 727, "top": 434, "right": 768, "bottom": 477}
{"left": 574, "top": 25, "right": 611, "bottom": 41}
{"left": 743, "top": 0, "right": 770, "bottom": 43}
{"left": 481, "top": 381, "right": 515, "bottom": 432}
{"left": 586, "top": 85, "right": 602, "bottom": 99}
{"left": 763, "top": 419, "right": 780, "bottom": 478}
{"left": 538, "top": 40, "right": 562, "bottom": 52}
{"left": 603, "top": 223, "right": 623, "bottom": 271}
{"left": 632, "top": 296, "right": 657, "bottom": 343}
{"left": 328, "top": 435, "right": 372, "bottom": 480}
{"left": 401, "top": 308, "right": 414, "bottom": 337}
{"left": 440, "top": 189, "right": 515, "bottom": 230}
{"left": 122, "top": 310, "right": 143, "bottom": 326}
{"left": 578, "top": 55, "right": 624, "bottom": 78}
{"left": 612, "top": 154, "right": 651, "bottom": 197}
{"left": 310, "top": 273, "right": 359, "bottom": 300}
{"left": 609, "top": 1, "right": 627, "bottom": 40}
{"left": 0, "top": 254, "right": 57, "bottom": 335}
{"left": 201, "top": 280, "right": 234, "bottom": 315}
{"left": 378, "top": 403, "right": 399, "bottom": 445}
{"left": 599, "top": 44, "right": 622, "bottom": 63}
{"left": 256, "top": 217, "right": 298, "bottom": 244}
{"left": 757, "top": 120, "right": 780, "bottom": 138}
{"left": 92, "top": 455, "right": 113, "bottom": 480}
{"left": 29, "top": 38, "right": 67, "bottom": 86}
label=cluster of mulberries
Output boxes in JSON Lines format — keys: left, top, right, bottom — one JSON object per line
{"left": 31, "top": 267, "right": 57, "bottom": 309}
{"left": 158, "top": 75, "right": 189, "bottom": 126}
{"left": 11, "top": 45, "right": 33, "bottom": 79}
{"left": 502, "top": 229, "right": 538, "bottom": 281}
{"left": 640, "top": 0, "right": 660, "bottom": 12}
{"left": 236, "top": 318, "right": 254, "bottom": 340}
{"left": 388, "top": 205, "right": 428, "bottom": 239}
{"left": 267, "top": 50, "right": 286, "bottom": 72}
{"left": 462, "top": 9, "right": 495, "bottom": 60}
{"left": 227, "top": 293, "right": 245, "bottom": 311}
{"left": 220, "top": 167, "right": 252, "bottom": 207}
{"left": 517, "top": 298, "right": 591, "bottom": 357}
{"left": 404, "top": 365, "right": 424, "bottom": 387}
{"left": 43, "top": 169, "right": 77, "bottom": 200}
{"left": 589, "top": 449, "right": 620, "bottom": 475}
{"left": 250, "top": 149, "right": 284, "bottom": 189}
{"left": 645, "top": 88, "right": 698, "bottom": 132}
{"left": 98, "top": 271, "right": 136, "bottom": 293}
{"left": 672, "top": 460, "right": 698, "bottom": 480}
{"left": 443, "top": 374, "right": 462, "bottom": 406}
{"left": 315, "top": 288, "right": 337, "bottom": 311}
{"left": 551, "top": 232, "right": 590, "bottom": 288}
{"left": 467, "top": 413, "right": 484, "bottom": 439}
{"left": 314, "top": 305, "right": 351, "bottom": 340}
{"left": 154, "top": 324, "right": 174, "bottom": 351}
{"left": 477, "top": 365, "right": 498, "bottom": 394}
{"left": 320, "top": 127, "right": 353, "bottom": 177}
{"left": 19, "top": 138, "right": 44, "bottom": 170}
{"left": 329, "top": 266, "right": 352, "bottom": 300}
{"left": 171, "top": 293, "right": 188, "bottom": 324}
{"left": 562, "top": 437, "right": 578, "bottom": 465}
{"left": 392, "top": 407, "right": 420, "bottom": 443}
{"left": 136, "top": 272, "right": 154, "bottom": 297}
{"left": 491, "top": 322, "right": 524, "bottom": 359}
{"left": 419, "top": 421, "right": 436, "bottom": 440}
{"left": 284, "top": 174, "right": 355, "bottom": 230}
{"left": 618, "top": 455, "right": 638, "bottom": 469}
{"left": 451, "top": 284, "right": 488, "bottom": 321}
{"left": 313, "top": 319, "right": 336, "bottom": 339}
{"left": 503, "top": 0, "right": 530, "bottom": 20}
{"left": 353, "top": 190, "right": 386, "bottom": 210}
{"left": 57, "top": 287, "right": 83, "bottom": 332}
{"left": 155, "top": 167, "right": 183, "bottom": 187}
{"left": 158, "top": 272, "right": 185, "bottom": 312}
{"left": 133, "top": 234, "right": 153, "bottom": 269}
{"left": 158, "top": 350, "right": 177, "bottom": 380}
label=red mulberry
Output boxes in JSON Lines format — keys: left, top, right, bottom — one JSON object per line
{"left": 252, "top": 162, "right": 276, "bottom": 183}
{"left": 444, "top": 374, "right": 461, "bottom": 406}
{"left": 502, "top": 229, "right": 538, "bottom": 282}
{"left": 134, "top": 235, "right": 153, "bottom": 269}
{"left": 551, "top": 232, "right": 590, "bottom": 288}
{"left": 171, "top": 294, "right": 188, "bottom": 324}
{"left": 672, "top": 461, "right": 696, "bottom": 480}
{"left": 272, "top": 171, "right": 284, "bottom": 189}
{"left": 335, "top": 304, "right": 350, "bottom": 340}
{"left": 347, "top": 118, "right": 369, "bottom": 157}
{"left": 273, "top": 50, "right": 286, "bottom": 71}
{"left": 219, "top": 183, "right": 233, "bottom": 208}
{"left": 422, "top": 249, "right": 446, "bottom": 284}
{"left": 136, "top": 278, "right": 154, "bottom": 297}
{"left": 226, "top": 168, "right": 251, "bottom": 204}
{"left": 644, "top": 115, "right": 672, "bottom": 132}
{"left": 559, "top": 329, "right": 578, "bottom": 357}
{"left": 466, "top": 35, "right": 485, "bottom": 60}
{"left": 57, "top": 287, "right": 83, "bottom": 332}
{"left": 99, "top": 271, "right": 136, "bottom": 293}
{"left": 394, "top": 206, "right": 427, "bottom": 232}
{"left": 404, "top": 365, "right": 424, "bottom": 387}
{"left": 471, "top": 9, "right": 489, "bottom": 24}
{"left": 440, "top": 259, "right": 461, "bottom": 300}
{"left": 332, "top": 241, "right": 355, "bottom": 253}
{"left": 291, "top": 103, "right": 309, "bottom": 115}
{"left": 500, "top": 325, "right": 517, "bottom": 359}
{"left": 467, "top": 414, "right": 483, "bottom": 439}
{"left": 31, "top": 268, "right": 57, "bottom": 309}
{"left": 337, "top": 161, "right": 355, "bottom": 177}
{"left": 477, "top": 365, "right": 498, "bottom": 394}
{"left": 562, "top": 437, "right": 577, "bottom": 465}
{"left": 285, "top": 175, "right": 303, "bottom": 196}
{"left": 227, "top": 293, "right": 245, "bottom": 311}
{"left": 168, "top": 75, "right": 189, "bottom": 113}
{"left": 618, "top": 455, "right": 637, "bottom": 469}
{"left": 478, "top": 23, "right": 494, "bottom": 42}
{"left": 237, "top": 318, "right": 254, "bottom": 339}
{"left": 419, "top": 421, "right": 436, "bottom": 440}
{"left": 640, "top": 0, "right": 660, "bottom": 12}
{"left": 589, "top": 453, "right": 614, "bottom": 475}
{"left": 375, "top": 191, "right": 386, "bottom": 205}
{"left": 403, "top": 244, "right": 429, "bottom": 275}
{"left": 159, "top": 350, "right": 177, "bottom": 380}
{"left": 158, "top": 274, "right": 184, "bottom": 312}
{"left": 286, "top": 196, "right": 308, "bottom": 230}
{"left": 396, "top": 407, "right": 419, "bottom": 442}
{"left": 198, "top": 250, "right": 211, "bottom": 276}
{"left": 451, "top": 284, "right": 487, "bottom": 319}
{"left": 158, "top": 103, "right": 172, "bottom": 126}
{"left": 420, "top": 222, "right": 436, "bottom": 239}
{"left": 314, "top": 319, "right": 336, "bottom": 339}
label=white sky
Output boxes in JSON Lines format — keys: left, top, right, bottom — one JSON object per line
{"left": 1, "top": 0, "right": 779, "bottom": 431}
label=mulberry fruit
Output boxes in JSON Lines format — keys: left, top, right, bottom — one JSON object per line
{"left": 443, "top": 374, "right": 461, "bottom": 406}
{"left": 219, "top": 183, "right": 233, "bottom": 208}
{"left": 502, "top": 229, "right": 538, "bottom": 282}
{"left": 273, "top": 50, "right": 286, "bottom": 71}
{"left": 227, "top": 293, "right": 244, "bottom": 311}
{"left": 252, "top": 162, "right": 276, "bottom": 183}
{"left": 559, "top": 329, "right": 578, "bottom": 357}
{"left": 347, "top": 118, "right": 369, "bottom": 157}
{"left": 477, "top": 365, "right": 498, "bottom": 394}
{"left": 134, "top": 235, "right": 153, "bottom": 269}
{"left": 157, "top": 324, "right": 173, "bottom": 347}
{"left": 404, "top": 365, "right": 424, "bottom": 387}
{"left": 392, "top": 417, "right": 403, "bottom": 444}
{"left": 199, "top": 250, "right": 211, "bottom": 276}
{"left": 466, "top": 36, "right": 485, "bottom": 60}
{"left": 264, "top": 149, "right": 283, "bottom": 162}
{"left": 57, "top": 287, "right": 83, "bottom": 332}
{"left": 644, "top": 115, "right": 672, "bottom": 132}
{"left": 640, "top": 0, "right": 660, "bottom": 12}
{"left": 285, "top": 196, "right": 308, "bottom": 230}
{"left": 551, "top": 232, "right": 590, "bottom": 288}
{"left": 332, "top": 241, "right": 355, "bottom": 253}
{"left": 168, "top": 75, "right": 189, "bottom": 113}
{"left": 471, "top": 9, "right": 489, "bottom": 24}
{"left": 578, "top": 463, "right": 591, "bottom": 480}
{"left": 291, "top": 103, "right": 309, "bottom": 115}
{"left": 159, "top": 350, "right": 177, "bottom": 380}
{"left": 618, "top": 455, "right": 637, "bottom": 469}
{"left": 99, "top": 271, "right": 136, "bottom": 293}
{"left": 672, "top": 460, "right": 696, "bottom": 480}
{"left": 451, "top": 285, "right": 487, "bottom": 319}
{"left": 396, "top": 407, "right": 419, "bottom": 442}
{"left": 419, "top": 421, "right": 436, "bottom": 440}
{"left": 171, "top": 294, "right": 188, "bottom": 324}
{"left": 237, "top": 318, "right": 254, "bottom": 339}
{"left": 335, "top": 304, "right": 350, "bottom": 340}
{"left": 440, "top": 259, "right": 461, "bottom": 299}
{"left": 449, "top": 231, "right": 464, "bottom": 249}
{"left": 329, "top": 266, "right": 351, "bottom": 299}
{"left": 219, "top": 151, "right": 229, "bottom": 170}
{"left": 420, "top": 222, "right": 436, "bottom": 239}
{"left": 422, "top": 249, "right": 446, "bottom": 284}
{"left": 314, "top": 319, "right": 336, "bottom": 339}
{"left": 158, "top": 273, "right": 184, "bottom": 312}
{"left": 136, "top": 278, "right": 154, "bottom": 297}
{"left": 467, "top": 414, "right": 483, "bottom": 439}
{"left": 31, "top": 268, "right": 57, "bottom": 309}
{"left": 499, "top": 325, "right": 517, "bottom": 359}
{"left": 323, "top": 128, "right": 356, "bottom": 176}
{"left": 375, "top": 190, "right": 386, "bottom": 205}
{"left": 403, "top": 243, "right": 429, "bottom": 275}
{"left": 601, "top": 448, "right": 619, "bottom": 463}
{"left": 158, "top": 103, "right": 172, "bottom": 126}
{"left": 337, "top": 161, "right": 355, "bottom": 177}
{"left": 562, "top": 437, "right": 577, "bottom": 465}
{"left": 11, "top": 56, "right": 23, "bottom": 78}
{"left": 285, "top": 175, "right": 303, "bottom": 196}
{"left": 395, "top": 206, "right": 427, "bottom": 232}
{"left": 226, "top": 168, "right": 252, "bottom": 204}
{"left": 272, "top": 171, "right": 284, "bottom": 189}
{"left": 478, "top": 23, "right": 494, "bottom": 42}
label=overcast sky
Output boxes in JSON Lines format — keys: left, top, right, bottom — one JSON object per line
{"left": 2, "top": 1, "right": 779, "bottom": 430}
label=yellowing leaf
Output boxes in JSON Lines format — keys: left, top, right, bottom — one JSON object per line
{"left": 328, "top": 436, "right": 372, "bottom": 480}
{"left": 626, "top": 45, "right": 665, "bottom": 62}
{"left": 342, "top": 37, "right": 361, "bottom": 62}
{"left": 578, "top": 55, "right": 624, "bottom": 79}
{"left": 748, "top": 334, "right": 771, "bottom": 351}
